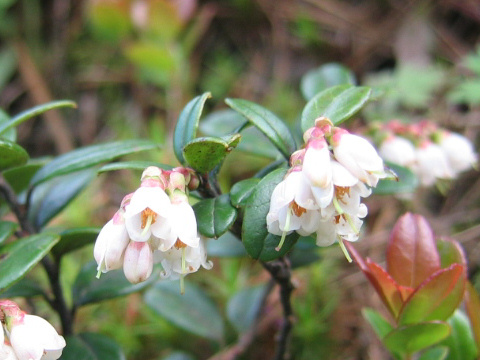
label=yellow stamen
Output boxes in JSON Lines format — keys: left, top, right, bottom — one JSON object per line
{"left": 141, "top": 208, "right": 157, "bottom": 235}
{"left": 338, "top": 237, "right": 352, "bottom": 263}
{"left": 291, "top": 201, "right": 306, "bottom": 217}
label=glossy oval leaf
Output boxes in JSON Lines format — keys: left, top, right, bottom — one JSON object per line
{"left": 206, "top": 232, "right": 247, "bottom": 258}
{"left": 230, "top": 178, "right": 260, "bottom": 208}
{"left": 51, "top": 227, "right": 100, "bottom": 259}
{"left": 144, "top": 280, "right": 224, "bottom": 342}
{"left": 242, "top": 168, "right": 298, "bottom": 261}
{"left": 0, "top": 221, "right": 18, "bottom": 245}
{"left": 3, "top": 158, "right": 50, "bottom": 194}
{"left": 0, "top": 277, "right": 46, "bottom": 298}
{"left": 386, "top": 213, "right": 441, "bottom": 288}
{"left": 300, "top": 63, "right": 355, "bottom": 100}
{"left": 436, "top": 238, "right": 467, "bottom": 269}
{"left": 62, "top": 333, "right": 126, "bottom": 360}
{"left": 384, "top": 322, "right": 451, "bottom": 357}
{"left": 98, "top": 161, "right": 172, "bottom": 174}
{"left": 362, "top": 308, "right": 394, "bottom": 340}
{"left": 72, "top": 261, "right": 155, "bottom": 307}
{"left": 0, "top": 233, "right": 60, "bottom": 292}
{"left": 227, "top": 284, "right": 268, "bottom": 334}
{"left": 417, "top": 346, "right": 449, "bottom": 360}
{"left": 0, "top": 100, "right": 77, "bottom": 135}
{"left": 0, "top": 138, "right": 29, "bottom": 171}
{"left": 441, "top": 310, "right": 477, "bottom": 360}
{"left": 30, "top": 139, "right": 159, "bottom": 186}
{"left": 373, "top": 162, "right": 419, "bottom": 195}
{"left": 183, "top": 134, "right": 241, "bottom": 174}
{"left": 193, "top": 194, "right": 238, "bottom": 238}
{"left": 0, "top": 109, "right": 16, "bottom": 142}
{"left": 225, "top": 98, "right": 296, "bottom": 159}
{"left": 173, "top": 92, "right": 211, "bottom": 165}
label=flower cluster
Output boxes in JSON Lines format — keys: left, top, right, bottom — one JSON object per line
{"left": 266, "top": 118, "right": 387, "bottom": 256}
{"left": 0, "top": 300, "right": 66, "bottom": 360}
{"left": 376, "top": 120, "right": 477, "bottom": 186}
{"left": 94, "top": 166, "right": 212, "bottom": 290}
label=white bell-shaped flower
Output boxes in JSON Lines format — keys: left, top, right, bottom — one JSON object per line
{"left": 302, "top": 138, "right": 332, "bottom": 202}
{"left": 9, "top": 315, "right": 65, "bottom": 360}
{"left": 123, "top": 241, "right": 154, "bottom": 284}
{"left": 413, "top": 141, "right": 454, "bottom": 186}
{"left": 314, "top": 214, "right": 364, "bottom": 247}
{"left": 439, "top": 132, "right": 477, "bottom": 174}
{"left": 0, "top": 344, "right": 19, "bottom": 360}
{"left": 379, "top": 135, "right": 416, "bottom": 167}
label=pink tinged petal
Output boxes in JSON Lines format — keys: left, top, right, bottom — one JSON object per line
{"left": 94, "top": 220, "right": 129, "bottom": 272}
{"left": 123, "top": 241, "right": 153, "bottom": 284}
{"left": 315, "top": 220, "right": 337, "bottom": 246}
{"left": 331, "top": 161, "right": 358, "bottom": 187}
{"left": 302, "top": 145, "right": 332, "bottom": 188}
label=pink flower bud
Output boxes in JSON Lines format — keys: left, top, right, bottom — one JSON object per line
{"left": 123, "top": 241, "right": 154, "bottom": 284}
{"left": 94, "top": 218, "right": 130, "bottom": 273}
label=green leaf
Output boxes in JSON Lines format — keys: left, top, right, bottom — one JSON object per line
{"left": 62, "top": 333, "right": 126, "bottom": 360}
{"left": 230, "top": 178, "right": 260, "bottom": 208}
{"left": 0, "top": 100, "right": 77, "bottom": 135}
{"left": 183, "top": 134, "right": 241, "bottom": 174}
{"left": 0, "top": 233, "right": 60, "bottom": 292}
{"left": 0, "top": 221, "right": 18, "bottom": 245}
{"left": 441, "top": 310, "right": 478, "bottom": 360}
{"left": 0, "top": 47, "right": 17, "bottom": 92}
{"left": 289, "top": 245, "right": 321, "bottom": 269}
{"left": 465, "top": 281, "right": 480, "bottom": 353}
{"left": 362, "top": 308, "right": 394, "bottom": 340}
{"left": 384, "top": 322, "right": 451, "bottom": 357}
{"left": 72, "top": 261, "right": 155, "bottom": 307}
{"left": 144, "top": 280, "right": 224, "bottom": 342}
{"left": 225, "top": 98, "right": 297, "bottom": 159}
{"left": 3, "top": 158, "right": 50, "bottom": 194}
{"left": 161, "top": 352, "right": 196, "bottom": 360}
{"left": 51, "top": 227, "right": 100, "bottom": 259}
{"left": 0, "top": 138, "right": 29, "bottom": 171}
{"left": 30, "top": 139, "right": 159, "bottom": 186}
{"left": 193, "top": 194, "right": 238, "bottom": 238}
{"left": 301, "top": 85, "right": 372, "bottom": 131}
{"left": 206, "top": 232, "right": 247, "bottom": 258}
{"left": 28, "top": 169, "right": 95, "bottom": 229}
{"left": 0, "top": 109, "right": 15, "bottom": 142}
{"left": 418, "top": 346, "right": 449, "bottom": 360}
{"left": 227, "top": 284, "right": 268, "bottom": 333}
{"left": 98, "top": 161, "right": 172, "bottom": 174}
{"left": 300, "top": 63, "right": 355, "bottom": 100}
{"left": 173, "top": 92, "right": 211, "bottom": 165}
{"left": 436, "top": 238, "right": 467, "bottom": 269}
{"left": 242, "top": 168, "right": 298, "bottom": 261}
{"left": 0, "top": 277, "right": 46, "bottom": 299}
{"left": 373, "top": 162, "right": 419, "bottom": 195}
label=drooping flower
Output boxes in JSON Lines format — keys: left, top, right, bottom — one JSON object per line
{"left": 123, "top": 241, "right": 154, "bottom": 284}
{"left": 438, "top": 131, "right": 477, "bottom": 175}
{"left": 378, "top": 135, "right": 416, "bottom": 167}
{"left": 412, "top": 140, "right": 454, "bottom": 186}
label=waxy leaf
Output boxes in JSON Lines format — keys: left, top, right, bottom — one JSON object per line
{"left": 62, "top": 333, "right": 126, "bottom": 360}
{"left": 0, "top": 100, "right": 77, "bottom": 135}
{"left": 193, "top": 194, "right": 238, "bottom": 238}
{"left": 0, "top": 109, "right": 15, "bottom": 141}
{"left": 30, "top": 139, "right": 159, "bottom": 186}
{"left": 0, "top": 277, "right": 46, "bottom": 299}
{"left": 206, "top": 232, "right": 247, "bottom": 258}
{"left": 173, "top": 92, "right": 211, "bottom": 165}
{"left": 373, "top": 162, "right": 419, "bottom": 195}
{"left": 3, "top": 158, "right": 49, "bottom": 194}
{"left": 72, "top": 261, "right": 155, "bottom": 307}
{"left": 227, "top": 284, "right": 268, "bottom": 334}
{"left": 242, "top": 168, "right": 298, "bottom": 261}
{"left": 225, "top": 98, "right": 297, "bottom": 159}
{"left": 383, "top": 322, "right": 451, "bottom": 357}
{"left": 183, "top": 134, "right": 241, "bottom": 174}
{"left": 464, "top": 281, "right": 480, "bottom": 352}
{"left": 436, "top": 238, "right": 467, "bottom": 269}
{"left": 0, "top": 221, "right": 18, "bottom": 245}
{"left": 144, "top": 281, "right": 224, "bottom": 342}
{"left": 98, "top": 161, "right": 172, "bottom": 174}
{"left": 51, "top": 227, "right": 100, "bottom": 259}
{"left": 362, "top": 308, "right": 394, "bottom": 340}
{"left": 300, "top": 63, "right": 355, "bottom": 100}
{"left": 417, "top": 347, "right": 449, "bottom": 360}
{"left": 301, "top": 84, "right": 371, "bottom": 131}
{"left": 398, "top": 264, "right": 465, "bottom": 325}
{"left": 0, "top": 233, "right": 59, "bottom": 292}
{"left": 441, "top": 310, "right": 477, "bottom": 360}
{"left": 0, "top": 139, "right": 28, "bottom": 171}
{"left": 230, "top": 178, "right": 260, "bottom": 208}
{"left": 387, "top": 213, "right": 440, "bottom": 288}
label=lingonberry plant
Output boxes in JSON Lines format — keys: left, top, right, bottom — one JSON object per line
{"left": 0, "top": 64, "right": 478, "bottom": 360}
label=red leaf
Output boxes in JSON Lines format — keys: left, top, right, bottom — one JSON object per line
{"left": 386, "top": 213, "right": 440, "bottom": 288}
{"left": 465, "top": 281, "right": 480, "bottom": 353}
{"left": 398, "top": 264, "right": 466, "bottom": 325}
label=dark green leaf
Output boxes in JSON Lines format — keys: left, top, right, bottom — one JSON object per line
{"left": 227, "top": 284, "right": 268, "bottom": 333}
{"left": 3, "top": 158, "right": 49, "bottom": 194}
{"left": 230, "top": 178, "right": 260, "bottom": 208}
{"left": 206, "top": 232, "right": 247, "bottom": 258}
{"left": 289, "top": 246, "right": 320, "bottom": 269}
{"left": 0, "top": 233, "right": 59, "bottom": 292}
{"left": 374, "top": 162, "right": 419, "bottom": 195}
{"left": 51, "top": 227, "right": 100, "bottom": 259}
{"left": 72, "top": 261, "right": 155, "bottom": 307}
{"left": 0, "top": 47, "right": 17, "bottom": 93}
{"left": 28, "top": 169, "right": 95, "bottom": 229}
{"left": 30, "top": 139, "right": 159, "bottom": 186}
{"left": 98, "top": 161, "right": 172, "bottom": 174}
{"left": 0, "top": 100, "right": 77, "bottom": 135}
{"left": 173, "top": 92, "right": 211, "bottom": 165}
{"left": 0, "top": 109, "right": 15, "bottom": 142}
{"left": 362, "top": 308, "right": 394, "bottom": 340}
{"left": 183, "top": 134, "right": 241, "bottom": 174}
{"left": 418, "top": 347, "right": 449, "bottom": 360}
{"left": 0, "top": 221, "right": 18, "bottom": 245}
{"left": 144, "top": 280, "right": 224, "bottom": 342}
{"left": 300, "top": 63, "right": 355, "bottom": 100}
{"left": 441, "top": 310, "right": 478, "bottom": 360}
{"left": 242, "top": 168, "right": 298, "bottom": 261}
{"left": 193, "top": 194, "right": 238, "bottom": 238}
{"left": 225, "top": 98, "right": 297, "bottom": 159}
{"left": 0, "top": 138, "right": 29, "bottom": 171}
{"left": 0, "top": 277, "right": 46, "bottom": 298}
{"left": 384, "top": 322, "right": 451, "bottom": 357}
{"left": 62, "top": 333, "right": 126, "bottom": 360}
